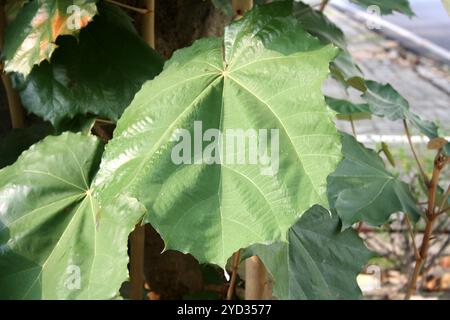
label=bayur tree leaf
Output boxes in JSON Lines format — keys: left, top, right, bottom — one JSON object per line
{"left": 247, "top": 205, "right": 373, "bottom": 299}
{"left": 0, "top": 132, "right": 143, "bottom": 299}
{"left": 94, "top": 2, "right": 342, "bottom": 268}
{"left": 11, "top": 2, "right": 164, "bottom": 127}
{"left": 327, "top": 133, "right": 421, "bottom": 228}
{"left": 3, "top": 0, "right": 97, "bottom": 76}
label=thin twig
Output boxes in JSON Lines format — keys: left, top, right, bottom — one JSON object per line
{"left": 403, "top": 120, "right": 429, "bottom": 186}
{"left": 105, "top": 0, "right": 149, "bottom": 14}
{"left": 405, "top": 215, "right": 421, "bottom": 261}
{"left": 319, "top": 0, "right": 330, "bottom": 12}
{"left": 226, "top": 250, "right": 241, "bottom": 300}
{"left": 349, "top": 114, "right": 357, "bottom": 137}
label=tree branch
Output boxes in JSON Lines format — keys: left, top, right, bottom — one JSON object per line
{"left": 405, "top": 150, "right": 447, "bottom": 299}
{"left": 403, "top": 120, "right": 429, "bottom": 186}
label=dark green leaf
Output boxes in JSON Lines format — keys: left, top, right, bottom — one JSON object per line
{"left": 327, "top": 133, "right": 420, "bottom": 228}
{"left": 3, "top": 0, "right": 97, "bottom": 76}
{"left": 325, "top": 96, "right": 371, "bottom": 120}
{"left": 0, "top": 123, "right": 53, "bottom": 169}
{"left": 248, "top": 205, "right": 373, "bottom": 299}
{"left": 362, "top": 80, "right": 439, "bottom": 139}
{"left": 12, "top": 2, "right": 164, "bottom": 127}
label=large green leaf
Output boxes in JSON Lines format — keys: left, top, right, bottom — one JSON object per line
{"left": 362, "top": 80, "right": 439, "bottom": 139}
{"left": 3, "top": 0, "right": 97, "bottom": 76}
{"left": 12, "top": 2, "right": 164, "bottom": 127}
{"left": 0, "top": 132, "right": 142, "bottom": 299}
{"left": 327, "top": 133, "right": 420, "bottom": 228}
{"left": 248, "top": 205, "right": 373, "bottom": 299}
{"left": 94, "top": 3, "right": 341, "bottom": 267}
{"left": 349, "top": 0, "right": 414, "bottom": 17}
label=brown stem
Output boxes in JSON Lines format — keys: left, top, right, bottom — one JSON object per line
{"left": 1, "top": 0, "right": 25, "bottom": 128}
{"left": 319, "top": 0, "right": 330, "bottom": 12}
{"left": 405, "top": 215, "right": 421, "bottom": 261}
{"left": 226, "top": 250, "right": 241, "bottom": 300}
{"left": 405, "top": 151, "right": 447, "bottom": 299}
{"left": 403, "top": 120, "right": 429, "bottom": 186}
{"left": 349, "top": 115, "right": 357, "bottom": 137}
{"left": 92, "top": 122, "right": 110, "bottom": 143}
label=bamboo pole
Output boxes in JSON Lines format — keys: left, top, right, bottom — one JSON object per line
{"left": 231, "top": 0, "right": 271, "bottom": 301}
{"left": 140, "top": 0, "right": 155, "bottom": 48}
{"left": 0, "top": 0, "right": 25, "bottom": 129}
{"left": 127, "top": 0, "right": 156, "bottom": 300}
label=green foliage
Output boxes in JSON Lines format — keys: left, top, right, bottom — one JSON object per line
{"left": 327, "top": 133, "right": 420, "bottom": 228}
{"left": 3, "top": 0, "right": 97, "bottom": 76}
{"left": 11, "top": 3, "right": 164, "bottom": 127}
{"left": 248, "top": 205, "right": 373, "bottom": 299}
{"left": 362, "top": 81, "right": 439, "bottom": 139}
{"left": 94, "top": 3, "right": 341, "bottom": 267}
{"left": 0, "top": 133, "right": 143, "bottom": 299}
{"left": 325, "top": 96, "right": 371, "bottom": 120}
{"left": 2, "top": 0, "right": 446, "bottom": 301}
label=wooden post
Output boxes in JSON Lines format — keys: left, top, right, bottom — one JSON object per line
{"left": 140, "top": 0, "right": 155, "bottom": 48}
{"left": 128, "top": 0, "right": 156, "bottom": 300}
{"left": 232, "top": 0, "right": 271, "bottom": 301}
{"left": 0, "top": 0, "right": 25, "bottom": 129}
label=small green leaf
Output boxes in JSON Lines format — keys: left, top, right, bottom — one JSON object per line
{"left": 381, "top": 142, "right": 396, "bottom": 167}
{"left": 94, "top": 3, "right": 341, "bottom": 268}
{"left": 325, "top": 96, "right": 371, "bottom": 119}
{"left": 247, "top": 205, "right": 373, "bottom": 299}
{"left": 327, "top": 133, "right": 420, "bottom": 228}
{"left": 3, "top": 0, "right": 98, "bottom": 76}
{"left": 349, "top": 0, "right": 414, "bottom": 17}
{"left": 0, "top": 132, "right": 142, "bottom": 299}
{"left": 331, "top": 50, "right": 366, "bottom": 91}
{"left": 12, "top": 2, "right": 164, "bottom": 127}
{"left": 362, "top": 80, "right": 439, "bottom": 139}
{"left": 293, "top": 1, "right": 346, "bottom": 49}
